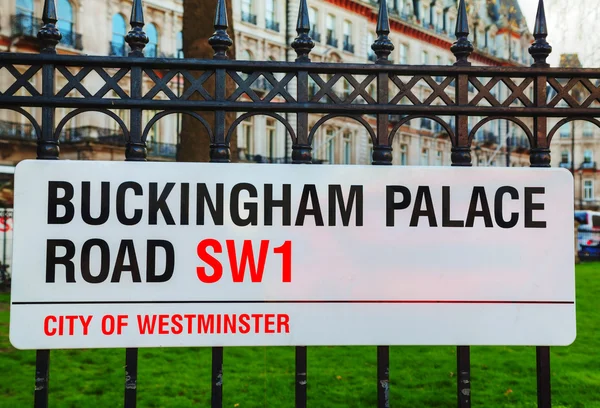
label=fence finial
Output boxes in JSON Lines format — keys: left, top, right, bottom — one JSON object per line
{"left": 291, "top": 0, "right": 315, "bottom": 62}
{"left": 529, "top": 0, "right": 552, "bottom": 67}
{"left": 208, "top": 0, "right": 233, "bottom": 60}
{"left": 125, "top": 0, "right": 148, "bottom": 57}
{"left": 451, "top": 0, "right": 473, "bottom": 66}
{"left": 371, "top": 0, "right": 394, "bottom": 64}
{"left": 38, "top": 0, "right": 62, "bottom": 54}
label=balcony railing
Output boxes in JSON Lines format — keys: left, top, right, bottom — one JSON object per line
{"left": 241, "top": 11, "right": 257, "bottom": 25}
{"left": 266, "top": 19, "right": 280, "bottom": 32}
{"left": 147, "top": 141, "right": 177, "bottom": 159}
{"left": 11, "top": 14, "right": 40, "bottom": 38}
{"left": 581, "top": 161, "right": 596, "bottom": 170}
{"left": 250, "top": 77, "right": 274, "bottom": 93}
{"left": 145, "top": 45, "right": 158, "bottom": 58}
{"left": 0, "top": 120, "right": 37, "bottom": 141}
{"left": 11, "top": 15, "right": 82, "bottom": 50}
{"left": 109, "top": 41, "right": 127, "bottom": 57}
{"left": 309, "top": 30, "right": 321, "bottom": 43}
{"left": 368, "top": 53, "right": 377, "bottom": 62}
{"left": 343, "top": 41, "right": 355, "bottom": 53}
{"left": 559, "top": 162, "right": 571, "bottom": 169}
{"left": 326, "top": 35, "right": 338, "bottom": 47}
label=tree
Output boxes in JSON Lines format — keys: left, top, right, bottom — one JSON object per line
{"left": 179, "top": 0, "right": 236, "bottom": 162}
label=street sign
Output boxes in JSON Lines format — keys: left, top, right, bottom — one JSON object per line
{"left": 9, "top": 160, "right": 576, "bottom": 349}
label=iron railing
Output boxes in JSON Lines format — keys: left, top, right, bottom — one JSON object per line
{"left": 10, "top": 14, "right": 40, "bottom": 38}
{"left": 0, "top": 120, "right": 37, "bottom": 141}
{"left": 109, "top": 41, "right": 128, "bottom": 56}
{"left": 266, "top": 19, "right": 280, "bottom": 32}
{"left": 241, "top": 11, "right": 257, "bottom": 25}
{"left": 0, "top": 0, "right": 599, "bottom": 407}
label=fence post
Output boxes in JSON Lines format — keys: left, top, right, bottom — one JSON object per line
{"left": 34, "top": 0, "right": 62, "bottom": 405}
{"left": 529, "top": 2, "right": 553, "bottom": 407}
{"left": 450, "top": 1, "right": 473, "bottom": 407}
{"left": 291, "top": 2, "right": 315, "bottom": 405}
{"left": 371, "top": 1, "right": 393, "bottom": 406}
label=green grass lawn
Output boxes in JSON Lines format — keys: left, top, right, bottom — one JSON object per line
{"left": 1, "top": 263, "right": 599, "bottom": 408}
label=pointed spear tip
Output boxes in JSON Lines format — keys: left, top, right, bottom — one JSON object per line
{"left": 214, "top": 0, "right": 229, "bottom": 28}
{"left": 455, "top": 0, "right": 470, "bottom": 36}
{"left": 376, "top": 0, "right": 390, "bottom": 34}
{"left": 42, "top": 0, "right": 58, "bottom": 23}
{"left": 533, "top": 0, "right": 548, "bottom": 36}
{"left": 130, "top": 0, "right": 145, "bottom": 25}
{"left": 296, "top": 0, "right": 310, "bottom": 32}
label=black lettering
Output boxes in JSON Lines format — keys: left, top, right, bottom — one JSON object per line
{"left": 442, "top": 186, "right": 464, "bottom": 227}
{"left": 465, "top": 187, "right": 493, "bottom": 227}
{"left": 80, "top": 239, "right": 110, "bottom": 284}
{"left": 48, "top": 181, "right": 74, "bottom": 224}
{"left": 196, "top": 183, "right": 224, "bottom": 225}
{"left": 525, "top": 187, "right": 546, "bottom": 228}
{"left": 494, "top": 186, "right": 519, "bottom": 228}
{"left": 230, "top": 183, "right": 258, "bottom": 226}
{"left": 264, "top": 184, "right": 291, "bottom": 226}
{"left": 81, "top": 181, "right": 110, "bottom": 225}
{"left": 410, "top": 186, "right": 437, "bottom": 227}
{"left": 116, "top": 182, "right": 143, "bottom": 226}
{"left": 149, "top": 182, "right": 176, "bottom": 225}
{"left": 112, "top": 240, "right": 142, "bottom": 283}
{"left": 328, "top": 185, "right": 363, "bottom": 226}
{"left": 147, "top": 240, "right": 175, "bottom": 283}
{"left": 180, "top": 183, "right": 189, "bottom": 225}
{"left": 386, "top": 186, "right": 411, "bottom": 227}
{"left": 46, "top": 239, "right": 75, "bottom": 283}
{"left": 295, "top": 184, "right": 324, "bottom": 226}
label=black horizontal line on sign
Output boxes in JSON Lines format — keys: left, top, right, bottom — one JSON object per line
{"left": 11, "top": 300, "right": 575, "bottom": 305}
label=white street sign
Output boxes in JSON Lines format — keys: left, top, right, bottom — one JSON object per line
{"left": 10, "top": 160, "right": 575, "bottom": 349}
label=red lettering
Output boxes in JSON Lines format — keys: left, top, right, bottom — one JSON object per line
{"left": 239, "top": 314, "right": 250, "bottom": 334}
{"left": 251, "top": 313, "right": 262, "bottom": 333}
{"left": 198, "top": 314, "right": 214, "bottom": 333}
{"left": 79, "top": 315, "right": 92, "bottom": 335}
{"left": 226, "top": 240, "right": 269, "bottom": 283}
{"left": 171, "top": 314, "right": 183, "bottom": 334}
{"left": 44, "top": 315, "right": 57, "bottom": 336}
{"left": 273, "top": 241, "right": 292, "bottom": 282}
{"left": 65, "top": 315, "right": 77, "bottom": 335}
{"left": 184, "top": 314, "right": 196, "bottom": 334}
{"left": 224, "top": 314, "right": 236, "bottom": 333}
{"left": 137, "top": 315, "right": 157, "bottom": 334}
{"left": 101, "top": 315, "right": 115, "bottom": 335}
{"left": 265, "top": 314, "right": 275, "bottom": 334}
{"left": 196, "top": 239, "right": 223, "bottom": 283}
{"left": 277, "top": 314, "right": 290, "bottom": 333}
{"left": 117, "top": 315, "right": 128, "bottom": 334}
{"left": 158, "top": 314, "right": 169, "bottom": 334}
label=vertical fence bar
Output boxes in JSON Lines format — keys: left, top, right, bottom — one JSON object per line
{"left": 291, "top": 3, "right": 314, "bottom": 405}
{"left": 122, "top": 2, "right": 148, "bottom": 407}
{"left": 34, "top": 0, "right": 61, "bottom": 405}
{"left": 207, "top": 1, "right": 233, "bottom": 404}
{"left": 451, "top": 1, "right": 474, "bottom": 402}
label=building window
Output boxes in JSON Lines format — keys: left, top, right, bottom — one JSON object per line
{"left": 326, "top": 14, "right": 337, "bottom": 47}
{"left": 560, "top": 123, "right": 570, "bottom": 138}
{"left": 584, "top": 149, "right": 593, "bottom": 164}
{"left": 420, "top": 148, "right": 429, "bottom": 165}
{"left": 176, "top": 31, "right": 183, "bottom": 58}
{"left": 57, "top": 0, "right": 77, "bottom": 48}
{"left": 266, "top": 0, "right": 279, "bottom": 31}
{"left": 561, "top": 150, "right": 570, "bottom": 164}
{"left": 583, "top": 122, "right": 594, "bottom": 137}
{"left": 266, "top": 119, "right": 276, "bottom": 162}
{"left": 421, "top": 50, "right": 429, "bottom": 65}
{"left": 436, "top": 150, "right": 443, "bottom": 166}
{"left": 343, "top": 21, "right": 353, "bottom": 53}
{"left": 325, "top": 128, "right": 336, "bottom": 163}
{"left": 400, "top": 144, "right": 407, "bottom": 165}
{"left": 309, "top": 8, "right": 320, "bottom": 41}
{"left": 241, "top": 0, "right": 256, "bottom": 24}
{"left": 367, "top": 139, "right": 373, "bottom": 163}
{"left": 242, "top": 117, "right": 253, "bottom": 159}
{"left": 145, "top": 23, "right": 158, "bottom": 57}
{"left": 111, "top": 14, "right": 127, "bottom": 56}
{"left": 342, "top": 132, "right": 352, "bottom": 164}
{"left": 367, "top": 32, "right": 376, "bottom": 61}
{"left": 584, "top": 180, "right": 594, "bottom": 201}
{"left": 399, "top": 44, "right": 408, "bottom": 64}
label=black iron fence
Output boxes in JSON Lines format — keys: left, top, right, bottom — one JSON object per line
{"left": 1, "top": 0, "right": 599, "bottom": 407}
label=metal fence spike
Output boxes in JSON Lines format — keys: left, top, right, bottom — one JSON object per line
{"left": 209, "top": 0, "right": 233, "bottom": 60}
{"left": 291, "top": 0, "right": 314, "bottom": 62}
{"left": 371, "top": 0, "right": 394, "bottom": 64}
{"left": 38, "top": 0, "right": 62, "bottom": 54}
{"left": 125, "top": 0, "right": 148, "bottom": 57}
{"left": 451, "top": 0, "right": 473, "bottom": 66}
{"left": 529, "top": 0, "right": 552, "bottom": 67}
